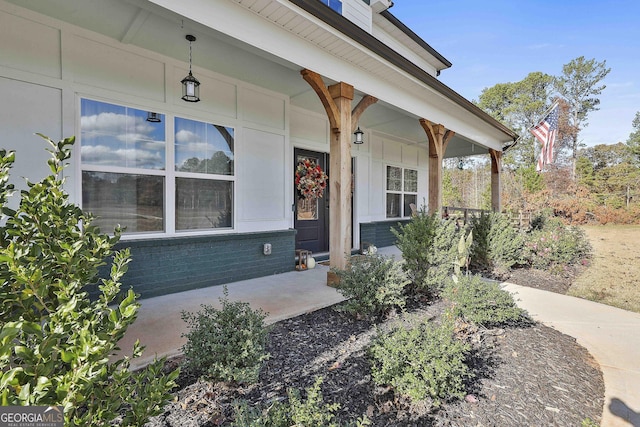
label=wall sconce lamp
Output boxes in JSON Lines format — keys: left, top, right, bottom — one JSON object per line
{"left": 181, "top": 35, "right": 200, "bottom": 102}
{"left": 353, "top": 126, "right": 364, "bottom": 144}
{"left": 146, "top": 112, "right": 161, "bottom": 123}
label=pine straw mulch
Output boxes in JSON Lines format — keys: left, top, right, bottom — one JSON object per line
{"left": 147, "top": 266, "right": 603, "bottom": 427}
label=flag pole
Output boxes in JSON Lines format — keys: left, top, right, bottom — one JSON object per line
{"left": 527, "top": 101, "right": 560, "bottom": 131}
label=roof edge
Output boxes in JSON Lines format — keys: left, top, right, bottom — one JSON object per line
{"left": 379, "top": 10, "right": 452, "bottom": 70}
{"left": 287, "top": 0, "right": 518, "bottom": 142}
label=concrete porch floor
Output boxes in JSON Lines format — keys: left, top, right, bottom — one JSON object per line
{"left": 119, "top": 247, "right": 403, "bottom": 370}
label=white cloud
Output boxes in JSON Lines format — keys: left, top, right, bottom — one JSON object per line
{"left": 81, "top": 112, "right": 156, "bottom": 139}
{"left": 81, "top": 144, "right": 163, "bottom": 168}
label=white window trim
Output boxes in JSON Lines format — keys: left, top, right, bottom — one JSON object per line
{"left": 385, "top": 164, "right": 418, "bottom": 219}
{"left": 78, "top": 96, "right": 236, "bottom": 239}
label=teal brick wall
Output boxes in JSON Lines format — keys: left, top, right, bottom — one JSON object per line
{"left": 359, "top": 219, "right": 410, "bottom": 249}
{"left": 99, "top": 229, "right": 296, "bottom": 300}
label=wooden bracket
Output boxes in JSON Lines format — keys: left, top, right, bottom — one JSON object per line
{"left": 301, "top": 69, "right": 340, "bottom": 130}
{"left": 351, "top": 95, "right": 378, "bottom": 132}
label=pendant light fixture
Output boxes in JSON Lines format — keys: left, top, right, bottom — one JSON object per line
{"left": 353, "top": 126, "right": 364, "bottom": 144}
{"left": 181, "top": 35, "right": 200, "bottom": 102}
{"left": 146, "top": 112, "right": 161, "bottom": 123}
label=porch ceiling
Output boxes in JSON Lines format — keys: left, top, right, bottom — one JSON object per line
{"left": 7, "top": 0, "right": 492, "bottom": 158}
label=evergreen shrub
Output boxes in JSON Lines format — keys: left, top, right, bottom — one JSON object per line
{"left": 443, "top": 274, "right": 527, "bottom": 327}
{"left": 393, "top": 206, "right": 460, "bottom": 296}
{"left": 369, "top": 318, "right": 471, "bottom": 406}
{"left": 181, "top": 286, "right": 269, "bottom": 383}
{"left": 333, "top": 253, "right": 409, "bottom": 319}
{"left": 0, "top": 135, "right": 178, "bottom": 425}
{"left": 232, "top": 377, "right": 371, "bottom": 427}
{"left": 524, "top": 215, "right": 592, "bottom": 272}
{"left": 470, "top": 212, "right": 525, "bottom": 275}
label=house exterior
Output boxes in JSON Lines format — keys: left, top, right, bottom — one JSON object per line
{"left": 0, "top": 0, "right": 517, "bottom": 299}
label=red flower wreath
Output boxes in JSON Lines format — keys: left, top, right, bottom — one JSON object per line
{"left": 295, "top": 158, "right": 328, "bottom": 199}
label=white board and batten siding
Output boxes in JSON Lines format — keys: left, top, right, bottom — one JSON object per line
{"left": 0, "top": 4, "right": 292, "bottom": 235}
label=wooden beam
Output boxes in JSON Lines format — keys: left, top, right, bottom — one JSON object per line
{"left": 351, "top": 95, "right": 378, "bottom": 132}
{"left": 419, "top": 119, "right": 454, "bottom": 216}
{"left": 489, "top": 149, "right": 502, "bottom": 213}
{"left": 301, "top": 69, "right": 340, "bottom": 129}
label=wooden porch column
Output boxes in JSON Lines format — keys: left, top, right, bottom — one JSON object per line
{"left": 489, "top": 149, "right": 502, "bottom": 212}
{"left": 301, "top": 69, "right": 377, "bottom": 270}
{"left": 419, "top": 119, "right": 454, "bottom": 216}
{"left": 327, "top": 81, "right": 354, "bottom": 270}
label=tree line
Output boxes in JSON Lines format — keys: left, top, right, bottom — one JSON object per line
{"left": 443, "top": 56, "right": 640, "bottom": 224}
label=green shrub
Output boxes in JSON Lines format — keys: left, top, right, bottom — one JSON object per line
{"left": 181, "top": 286, "right": 269, "bottom": 383}
{"left": 232, "top": 377, "right": 370, "bottom": 427}
{"left": 470, "top": 212, "right": 525, "bottom": 275}
{"left": 393, "top": 206, "right": 460, "bottom": 296}
{"left": 524, "top": 216, "right": 592, "bottom": 272}
{"left": 369, "top": 318, "right": 471, "bottom": 406}
{"left": 443, "top": 274, "right": 527, "bottom": 327}
{"left": 333, "top": 253, "right": 409, "bottom": 318}
{"left": 0, "top": 135, "right": 178, "bottom": 425}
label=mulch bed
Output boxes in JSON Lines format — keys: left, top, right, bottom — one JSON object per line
{"left": 147, "top": 266, "right": 604, "bottom": 427}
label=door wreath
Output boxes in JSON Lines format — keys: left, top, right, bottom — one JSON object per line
{"left": 295, "top": 158, "right": 328, "bottom": 200}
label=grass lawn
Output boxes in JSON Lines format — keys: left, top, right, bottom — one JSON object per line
{"left": 569, "top": 225, "right": 640, "bottom": 313}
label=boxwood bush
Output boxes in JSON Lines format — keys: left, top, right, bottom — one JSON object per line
{"left": 333, "top": 253, "right": 409, "bottom": 319}
{"left": 181, "top": 286, "right": 270, "bottom": 383}
{"left": 369, "top": 318, "right": 471, "bottom": 406}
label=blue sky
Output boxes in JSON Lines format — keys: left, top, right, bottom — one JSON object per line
{"left": 390, "top": 0, "right": 640, "bottom": 147}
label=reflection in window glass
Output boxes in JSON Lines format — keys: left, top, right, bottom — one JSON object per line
{"left": 386, "top": 193, "right": 401, "bottom": 218}
{"left": 297, "top": 197, "right": 318, "bottom": 221}
{"left": 80, "top": 99, "right": 166, "bottom": 169}
{"left": 386, "top": 166, "right": 418, "bottom": 218}
{"left": 175, "top": 118, "right": 234, "bottom": 176}
{"left": 404, "top": 169, "right": 418, "bottom": 192}
{"left": 176, "top": 178, "right": 233, "bottom": 230}
{"left": 386, "top": 166, "right": 402, "bottom": 191}
{"left": 318, "top": 0, "right": 342, "bottom": 13}
{"left": 404, "top": 194, "right": 417, "bottom": 217}
{"left": 82, "top": 171, "right": 164, "bottom": 233}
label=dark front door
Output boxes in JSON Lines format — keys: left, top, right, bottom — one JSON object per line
{"left": 294, "top": 148, "right": 329, "bottom": 253}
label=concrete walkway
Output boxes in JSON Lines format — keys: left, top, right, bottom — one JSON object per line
{"left": 120, "top": 246, "right": 639, "bottom": 426}
{"left": 501, "top": 283, "right": 640, "bottom": 427}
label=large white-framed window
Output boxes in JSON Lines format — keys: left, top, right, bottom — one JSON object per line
{"left": 174, "top": 117, "right": 234, "bottom": 231}
{"left": 80, "top": 98, "right": 235, "bottom": 235}
{"left": 386, "top": 165, "right": 417, "bottom": 218}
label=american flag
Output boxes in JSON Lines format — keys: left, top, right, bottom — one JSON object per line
{"left": 531, "top": 103, "right": 559, "bottom": 171}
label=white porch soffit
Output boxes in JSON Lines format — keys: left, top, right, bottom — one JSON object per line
{"left": 153, "top": 0, "right": 518, "bottom": 148}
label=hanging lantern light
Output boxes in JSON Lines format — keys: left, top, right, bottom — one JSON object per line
{"left": 353, "top": 126, "right": 364, "bottom": 144}
{"left": 181, "top": 35, "right": 200, "bottom": 102}
{"left": 146, "top": 112, "right": 161, "bottom": 123}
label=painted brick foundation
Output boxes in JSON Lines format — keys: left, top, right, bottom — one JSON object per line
{"left": 359, "top": 219, "right": 410, "bottom": 249}
{"left": 99, "top": 229, "right": 296, "bottom": 300}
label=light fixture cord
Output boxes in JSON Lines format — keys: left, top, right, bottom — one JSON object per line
{"left": 188, "top": 40, "right": 193, "bottom": 74}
